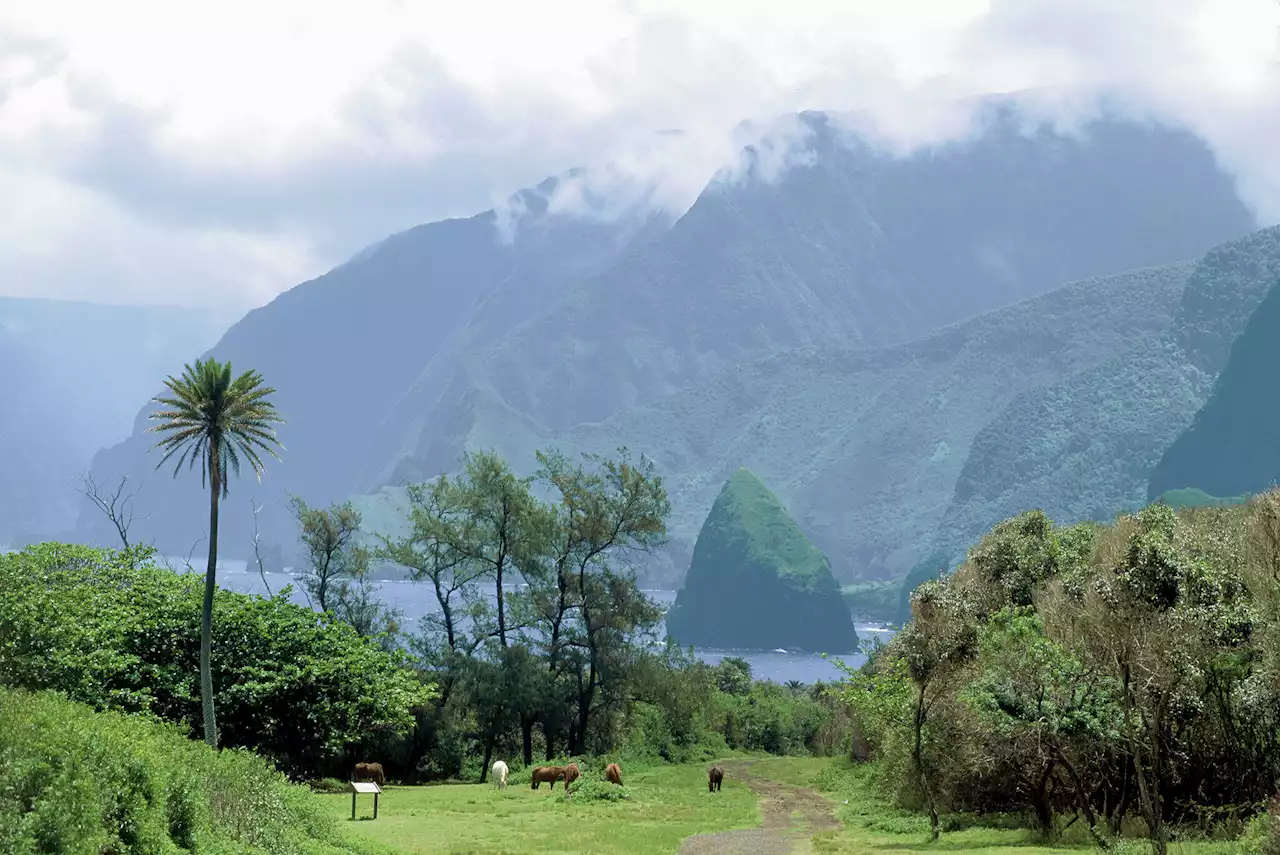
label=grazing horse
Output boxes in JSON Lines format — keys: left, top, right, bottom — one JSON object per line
{"left": 531, "top": 766, "right": 565, "bottom": 790}
{"left": 708, "top": 765, "right": 724, "bottom": 792}
{"left": 604, "top": 763, "right": 623, "bottom": 786}
{"left": 353, "top": 762, "right": 385, "bottom": 787}
{"left": 491, "top": 760, "right": 509, "bottom": 790}
{"left": 563, "top": 762, "right": 581, "bottom": 789}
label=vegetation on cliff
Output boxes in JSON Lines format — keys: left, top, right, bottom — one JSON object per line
{"left": 666, "top": 469, "right": 857, "bottom": 653}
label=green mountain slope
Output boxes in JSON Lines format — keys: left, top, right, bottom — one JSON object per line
{"left": 80, "top": 104, "right": 1255, "bottom": 570}
{"left": 1149, "top": 251, "right": 1280, "bottom": 499}
{"left": 551, "top": 263, "right": 1192, "bottom": 584}
{"left": 360, "top": 262, "right": 1194, "bottom": 587}
{"left": 76, "top": 177, "right": 666, "bottom": 555}
{"left": 936, "top": 227, "right": 1280, "bottom": 561}
{"left": 665, "top": 469, "right": 857, "bottom": 653}
{"left": 375, "top": 108, "right": 1255, "bottom": 490}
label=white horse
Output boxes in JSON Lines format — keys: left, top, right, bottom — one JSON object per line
{"left": 491, "top": 759, "right": 509, "bottom": 790}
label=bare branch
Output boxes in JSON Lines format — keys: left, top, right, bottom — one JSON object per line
{"left": 250, "top": 496, "right": 274, "bottom": 597}
{"left": 77, "top": 472, "right": 148, "bottom": 549}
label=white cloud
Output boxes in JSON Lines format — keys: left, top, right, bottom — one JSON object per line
{"left": 1, "top": 0, "right": 1278, "bottom": 308}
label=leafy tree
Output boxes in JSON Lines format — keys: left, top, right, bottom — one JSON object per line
{"left": 291, "top": 496, "right": 400, "bottom": 643}
{"left": 0, "top": 543, "right": 433, "bottom": 777}
{"left": 148, "top": 358, "right": 285, "bottom": 748}
{"left": 534, "top": 448, "right": 669, "bottom": 755}
{"left": 964, "top": 609, "right": 1122, "bottom": 842}
{"left": 290, "top": 496, "right": 364, "bottom": 614}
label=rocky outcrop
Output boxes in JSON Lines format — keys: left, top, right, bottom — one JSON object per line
{"left": 665, "top": 469, "right": 857, "bottom": 653}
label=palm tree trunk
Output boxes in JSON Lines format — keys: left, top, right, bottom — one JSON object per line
{"left": 201, "top": 456, "right": 221, "bottom": 748}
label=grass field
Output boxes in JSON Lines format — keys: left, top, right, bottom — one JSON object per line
{"left": 324, "top": 758, "right": 1256, "bottom": 855}
{"left": 325, "top": 762, "right": 760, "bottom": 855}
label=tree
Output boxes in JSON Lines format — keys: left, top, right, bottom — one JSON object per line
{"left": 897, "top": 578, "right": 979, "bottom": 841}
{"left": 0, "top": 542, "right": 434, "bottom": 778}
{"left": 148, "top": 358, "right": 284, "bottom": 748}
{"left": 447, "top": 451, "right": 549, "bottom": 649}
{"left": 290, "top": 496, "right": 364, "bottom": 614}
{"left": 535, "top": 448, "right": 669, "bottom": 755}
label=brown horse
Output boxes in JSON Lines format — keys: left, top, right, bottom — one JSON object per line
{"left": 604, "top": 763, "right": 623, "bottom": 786}
{"left": 531, "top": 765, "right": 565, "bottom": 790}
{"left": 708, "top": 765, "right": 724, "bottom": 792}
{"left": 563, "top": 763, "right": 581, "bottom": 788}
{"left": 353, "top": 761, "right": 385, "bottom": 787}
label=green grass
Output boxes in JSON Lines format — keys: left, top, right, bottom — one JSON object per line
{"left": 325, "top": 762, "right": 759, "bottom": 855}
{"left": 321, "top": 756, "right": 1255, "bottom": 855}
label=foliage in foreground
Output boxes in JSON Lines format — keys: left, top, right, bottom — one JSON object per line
{"left": 844, "top": 493, "right": 1280, "bottom": 853}
{"left": 0, "top": 687, "right": 383, "bottom": 855}
{"left": 0, "top": 543, "right": 434, "bottom": 779}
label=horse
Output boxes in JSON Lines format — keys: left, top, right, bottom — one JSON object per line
{"left": 708, "top": 765, "right": 724, "bottom": 792}
{"left": 353, "top": 761, "right": 385, "bottom": 787}
{"left": 491, "top": 760, "right": 509, "bottom": 790}
{"left": 604, "top": 763, "right": 623, "bottom": 786}
{"left": 563, "top": 762, "right": 581, "bottom": 789}
{"left": 531, "top": 765, "right": 565, "bottom": 790}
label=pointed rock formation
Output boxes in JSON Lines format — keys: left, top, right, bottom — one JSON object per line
{"left": 665, "top": 469, "right": 858, "bottom": 653}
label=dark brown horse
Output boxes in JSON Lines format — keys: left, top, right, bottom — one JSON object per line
{"left": 604, "top": 763, "right": 623, "bottom": 786}
{"left": 353, "top": 761, "right": 385, "bottom": 787}
{"left": 563, "top": 762, "right": 581, "bottom": 788}
{"left": 708, "top": 765, "right": 724, "bottom": 792}
{"left": 531, "top": 765, "right": 565, "bottom": 790}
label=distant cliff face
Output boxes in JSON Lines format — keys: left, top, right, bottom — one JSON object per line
{"left": 0, "top": 298, "right": 232, "bottom": 545}
{"left": 1149, "top": 259, "right": 1280, "bottom": 500}
{"left": 78, "top": 103, "right": 1257, "bottom": 574}
{"left": 937, "top": 226, "right": 1280, "bottom": 562}
{"left": 665, "top": 469, "right": 857, "bottom": 653}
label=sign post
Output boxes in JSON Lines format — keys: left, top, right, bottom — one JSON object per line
{"left": 346, "top": 781, "right": 382, "bottom": 820}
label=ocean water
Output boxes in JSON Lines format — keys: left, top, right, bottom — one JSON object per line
{"left": 173, "top": 558, "right": 895, "bottom": 684}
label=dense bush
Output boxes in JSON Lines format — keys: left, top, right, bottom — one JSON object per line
{"left": 844, "top": 494, "right": 1280, "bottom": 852}
{"left": 0, "top": 687, "right": 383, "bottom": 855}
{"left": 0, "top": 543, "right": 434, "bottom": 778}
{"left": 617, "top": 653, "right": 847, "bottom": 765}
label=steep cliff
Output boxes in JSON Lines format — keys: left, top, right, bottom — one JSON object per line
{"left": 665, "top": 469, "right": 857, "bottom": 653}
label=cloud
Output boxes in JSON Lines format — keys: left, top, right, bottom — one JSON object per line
{"left": 1, "top": 0, "right": 1278, "bottom": 308}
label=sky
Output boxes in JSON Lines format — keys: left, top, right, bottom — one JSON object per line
{"left": 1, "top": 0, "right": 1278, "bottom": 310}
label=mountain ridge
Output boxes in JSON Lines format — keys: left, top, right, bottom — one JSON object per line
{"left": 73, "top": 104, "right": 1257, "bottom": 576}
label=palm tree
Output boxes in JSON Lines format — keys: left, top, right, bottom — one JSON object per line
{"left": 149, "top": 358, "right": 285, "bottom": 747}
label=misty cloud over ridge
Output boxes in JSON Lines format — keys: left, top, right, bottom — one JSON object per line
{"left": 1, "top": 0, "right": 1277, "bottom": 308}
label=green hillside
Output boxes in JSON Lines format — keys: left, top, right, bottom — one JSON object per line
{"left": 666, "top": 468, "right": 857, "bottom": 652}
{"left": 553, "top": 262, "right": 1193, "bottom": 584}
{"left": 79, "top": 106, "right": 1256, "bottom": 575}
{"left": 1150, "top": 262, "right": 1280, "bottom": 500}
{"left": 935, "top": 227, "right": 1280, "bottom": 560}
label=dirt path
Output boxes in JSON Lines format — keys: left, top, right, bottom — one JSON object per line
{"left": 677, "top": 760, "right": 841, "bottom": 855}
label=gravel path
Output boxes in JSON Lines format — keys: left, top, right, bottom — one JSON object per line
{"left": 677, "top": 760, "right": 840, "bottom": 855}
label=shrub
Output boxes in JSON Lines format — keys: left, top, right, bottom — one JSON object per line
{"left": 0, "top": 687, "right": 381, "bottom": 855}
{"left": 0, "top": 543, "right": 435, "bottom": 778}
{"left": 565, "top": 778, "right": 630, "bottom": 803}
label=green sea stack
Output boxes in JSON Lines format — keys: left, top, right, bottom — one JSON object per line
{"left": 665, "top": 469, "right": 858, "bottom": 653}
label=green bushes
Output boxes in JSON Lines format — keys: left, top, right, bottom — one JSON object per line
{"left": 843, "top": 493, "right": 1280, "bottom": 850}
{"left": 0, "top": 687, "right": 379, "bottom": 855}
{"left": 620, "top": 654, "right": 846, "bottom": 764}
{"left": 0, "top": 543, "right": 434, "bottom": 779}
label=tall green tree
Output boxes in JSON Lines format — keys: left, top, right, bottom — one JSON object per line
{"left": 148, "top": 358, "right": 285, "bottom": 747}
